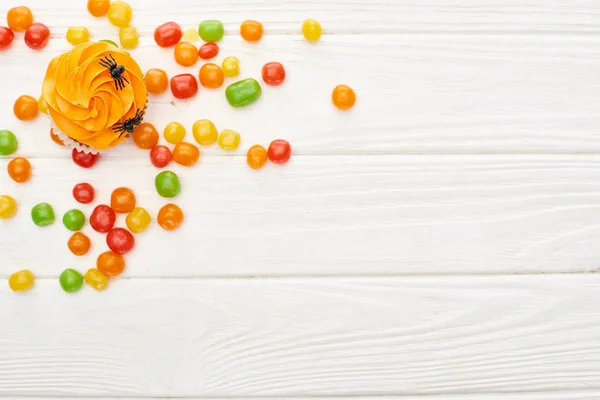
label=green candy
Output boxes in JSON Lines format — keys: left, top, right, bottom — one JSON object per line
{"left": 0, "top": 130, "right": 18, "bottom": 156}
{"left": 155, "top": 171, "right": 181, "bottom": 198}
{"left": 198, "top": 20, "right": 224, "bottom": 42}
{"left": 99, "top": 39, "right": 118, "bottom": 47}
{"left": 62, "top": 209, "right": 85, "bottom": 231}
{"left": 59, "top": 268, "right": 83, "bottom": 293}
{"left": 225, "top": 78, "right": 262, "bottom": 107}
{"left": 31, "top": 203, "right": 55, "bottom": 227}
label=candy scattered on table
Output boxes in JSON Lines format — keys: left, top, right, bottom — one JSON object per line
{"left": 14, "top": 95, "right": 38, "bottom": 121}
{"left": 31, "top": 203, "right": 55, "bottom": 227}
{"left": 302, "top": 19, "right": 322, "bottom": 42}
{"left": 198, "top": 20, "right": 224, "bottom": 42}
{"left": 192, "top": 119, "right": 217, "bottom": 146}
{"left": 199, "top": 63, "right": 224, "bottom": 89}
{"left": 155, "top": 171, "right": 181, "bottom": 198}
{"left": 8, "top": 270, "right": 34, "bottom": 292}
{"left": 145, "top": 69, "right": 169, "bottom": 95}
{"left": 0, "top": 27, "right": 14, "bottom": 50}
{"left": 126, "top": 207, "right": 151, "bottom": 233}
{"left": 68, "top": 232, "right": 91, "bottom": 256}
{"left": 172, "top": 142, "right": 200, "bottom": 167}
{"left": 218, "top": 129, "right": 241, "bottom": 151}
{"left": 25, "top": 23, "right": 50, "bottom": 50}
{"left": 198, "top": 42, "right": 219, "bottom": 59}
{"left": 268, "top": 139, "right": 292, "bottom": 164}
{"left": 7, "top": 157, "right": 31, "bottom": 183}
{"left": 154, "top": 21, "right": 182, "bottom": 47}
{"left": 59, "top": 268, "right": 84, "bottom": 293}
{"left": 133, "top": 123, "right": 160, "bottom": 149}
{"left": 7, "top": 6, "right": 33, "bottom": 32}
{"left": 247, "top": 144, "right": 268, "bottom": 169}
{"left": 106, "top": 227, "right": 135, "bottom": 254}
{"left": 111, "top": 187, "right": 136, "bottom": 214}
{"left": 87, "top": 0, "right": 110, "bottom": 17}
{"left": 0, "top": 130, "right": 17, "bottom": 155}
{"left": 119, "top": 26, "right": 139, "bottom": 49}
{"left": 84, "top": 268, "right": 108, "bottom": 290}
{"left": 66, "top": 26, "right": 90, "bottom": 45}
{"left": 332, "top": 84, "right": 356, "bottom": 110}
{"left": 72, "top": 149, "right": 99, "bottom": 169}
{"left": 73, "top": 183, "right": 95, "bottom": 204}
{"left": 150, "top": 145, "right": 172, "bottom": 168}
{"left": 158, "top": 203, "right": 184, "bottom": 231}
{"left": 0, "top": 195, "right": 17, "bottom": 219}
{"left": 170, "top": 74, "right": 198, "bottom": 99}
{"left": 62, "top": 209, "right": 86, "bottom": 231}
{"left": 222, "top": 56, "right": 240, "bottom": 77}
{"left": 108, "top": 0, "right": 132, "bottom": 28}
{"left": 90, "top": 204, "right": 116, "bottom": 233}
{"left": 226, "top": 78, "right": 262, "bottom": 107}
{"left": 183, "top": 27, "right": 200, "bottom": 43}
{"left": 164, "top": 122, "right": 186, "bottom": 144}
{"left": 38, "top": 95, "right": 49, "bottom": 114}
{"left": 240, "top": 20, "right": 263, "bottom": 42}
{"left": 97, "top": 251, "right": 125, "bottom": 276}
{"left": 262, "top": 62, "right": 286, "bottom": 86}
{"left": 174, "top": 41, "right": 198, "bottom": 66}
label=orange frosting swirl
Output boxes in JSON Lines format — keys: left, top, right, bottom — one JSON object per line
{"left": 42, "top": 42, "right": 147, "bottom": 150}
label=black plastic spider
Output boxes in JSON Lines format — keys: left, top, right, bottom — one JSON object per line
{"left": 113, "top": 109, "right": 145, "bottom": 138}
{"left": 99, "top": 54, "right": 129, "bottom": 91}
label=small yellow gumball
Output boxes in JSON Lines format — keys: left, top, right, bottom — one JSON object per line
{"left": 126, "top": 207, "right": 151, "bottom": 233}
{"left": 163, "top": 122, "right": 186, "bottom": 144}
{"left": 66, "top": 26, "right": 90, "bottom": 45}
{"left": 38, "top": 95, "right": 48, "bottom": 115}
{"left": 302, "top": 19, "right": 322, "bottom": 42}
{"left": 222, "top": 56, "right": 240, "bottom": 78}
{"left": 183, "top": 27, "right": 200, "bottom": 42}
{"left": 218, "top": 129, "right": 240, "bottom": 151}
{"left": 84, "top": 268, "right": 108, "bottom": 291}
{"left": 0, "top": 195, "right": 17, "bottom": 219}
{"left": 119, "top": 26, "right": 139, "bottom": 49}
{"left": 108, "top": 0, "right": 132, "bottom": 28}
{"left": 8, "top": 270, "right": 34, "bottom": 292}
{"left": 192, "top": 119, "right": 218, "bottom": 146}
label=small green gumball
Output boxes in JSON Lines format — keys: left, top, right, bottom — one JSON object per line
{"left": 155, "top": 171, "right": 181, "bottom": 198}
{"left": 60, "top": 268, "right": 84, "bottom": 293}
{"left": 0, "top": 130, "right": 18, "bottom": 156}
{"left": 31, "top": 203, "right": 55, "bottom": 227}
{"left": 198, "top": 20, "right": 224, "bottom": 42}
{"left": 62, "top": 209, "right": 86, "bottom": 231}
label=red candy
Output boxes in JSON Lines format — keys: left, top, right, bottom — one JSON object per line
{"left": 267, "top": 139, "right": 292, "bottom": 164}
{"left": 154, "top": 22, "right": 182, "bottom": 47}
{"left": 90, "top": 205, "right": 116, "bottom": 233}
{"left": 24, "top": 23, "right": 50, "bottom": 50}
{"left": 72, "top": 183, "right": 95, "bottom": 204}
{"left": 0, "top": 27, "right": 15, "bottom": 50}
{"left": 150, "top": 145, "right": 172, "bottom": 168}
{"left": 170, "top": 74, "right": 198, "bottom": 99}
{"left": 72, "top": 148, "right": 99, "bottom": 168}
{"left": 106, "top": 227, "right": 135, "bottom": 254}
{"left": 198, "top": 42, "right": 219, "bottom": 59}
{"left": 262, "top": 62, "right": 286, "bottom": 86}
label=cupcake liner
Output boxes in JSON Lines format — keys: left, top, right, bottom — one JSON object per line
{"left": 49, "top": 118, "right": 101, "bottom": 155}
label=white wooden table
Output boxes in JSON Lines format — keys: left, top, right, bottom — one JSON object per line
{"left": 1, "top": 0, "right": 600, "bottom": 398}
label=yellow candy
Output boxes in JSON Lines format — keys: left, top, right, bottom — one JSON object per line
{"left": 302, "top": 19, "right": 322, "bottom": 42}
{"left": 218, "top": 129, "right": 240, "bottom": 151}
{"left": 192, "top": 119, "right": 218, "bottom": 146}
{"left": 0, "top": 195, "right": 17, "bottom": 219}
{"left": 164, "top": 122, "right": 186, "bottom": 144}
{"left": 84, "top": 268, "right": 108, "bottom": 291}
{"left": 38, "top": 95, "right": 48, "bottom": 114}
{"left": 183, "top": 27, "right": 200, "bottom": 42}
{"left": 66, "top": 26, "right": 90, "bottom": 45}
{"left": 119, "top": 26, "right": 139, "bottom": 49}
{"left": 8, "top": 270, "right": 34, "bottom": 292}
{"left": 222, "top": 56, "right": 240, "bottom": 77}
{"left": 126, "top": 207, "right": 151, "bottom": 233}
{"left": 108, "top": 0, "right": 132, "bottom": 28}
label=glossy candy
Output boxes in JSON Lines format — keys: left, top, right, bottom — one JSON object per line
{"left": 14, "top": 95, "right": 38, "bottom": 121}
{"left": 157, "top": 203, "right": 184, "bottom": 231}
{"left": 172, "top": 142, "right": 200, "bottom": 166}
{"left": 38, "top": 95, "right": 49, "bottom": 114}
{"left": 90, "top": 204, "right": 116, "bottom": 233}
{"left": 25, "top": 23, "right": 50, "bottom": 50}
{"left": 332, "top": 84, "right": 356, "bottom": 110}
{"left": 111, "top": 187, "right": 136, "bottom": 213}
{"left": 154, "top": 22, "right": 182, "bottom": 47}
{"left": 0, "top": 130, "right": 17, "bottom": 155}
{"left": 155, "top": 171, "right": 181, "bottom": 198}
{"left": 63, "top": 209, "right": 86, "bottom": 231}
{"left": 302, "top": 19, "right": 322, "bottom": 42}
{"left": 225, "top": 78, "right": 262, "bottom": 107}
{"left": 198, "top": 42, "right": 219, "bottom": 59}
{"left": 7, "top": 157, "right": 31, "bottom": 183}
{"left": 0, "top": 27, "right": 15, "bottom": 50}
{"left": 268, "top": 139, "right": 292, "bottom": 164}
{"left": 170, "top": 74, "right": 198, "bottom": 99}
{"left": 262, "top": 62, "right": 286, "bottom": 86}
{"left": 0, "top": 195, "right": 17, "bottom": 219}
{"left": 240, "top": 20, "right": 263, "bottom": 42}
{"left": 31, "top": 203, "right": 55, "bottom": 227}
{"left": 222, "top": 56, "right": 240, "bottom": 77}
{"left": 126, "top": 207, "right": 151, "bottom": 233}
{"left": 60, "top": 268, "right": 84, "bottom": 293}
{"left": 85, "top": 268, "right": 108, "bottom": 290}
{"left": 68, "top": 232, "right": 91, "bottom": 256}
{"left": 119, "top": 26, "right": 139, "bottom": 49}
{"left": 145, "top": 69, "right": 169, "bottom": 94}
{"left": 192, "top": 119, "right": 217, "bottom": 145}
{"left": 87, "top": 0, "right": 110, "bottom": 17}
{"left": 7, "top": 6, "right": 33, "bottom": 32}
{"left": 66, "top": 27, "right": 90, "bottom": 45}
{"left": 72, "top": 183, "right": 95, "bottom": 204}
{"left": 106, "top": 227, "right": 135, "bottom": 254}
{"left": 72, "top": 149, "right": 99, "bottom": 168}
{"left": 246, "top": 145, "right": 268, "bottom": 169}
{"left": 150, "top": 145, "right": 172, "bottom": 168}
{"left": 108, "top": 1, "right": 132, "bottom": 28}
{"left": 97, "top": 251, "right": 125, "bottom": 276}
{"left": 218, "top": 130, "right": 240, "bottom": 151}
{"left": 174, "top": 42, "right": 198, "bottom": 66}
{"left": 163, "top": 122, "right": 186, "bottom": 144}
{"left": 8, "top": 270, "right": 34, "bottom": 292}
{"left": 199, "top": 63, "right": 224, "bottom": 89}
{"left": 198, "top": 20, "right": 224, "bottom": 42}
{"left": 183, "top": 28, "right": 200, "bottom": 43}
{"left": 133, "top": 122, "right": 159, "bottom": 149}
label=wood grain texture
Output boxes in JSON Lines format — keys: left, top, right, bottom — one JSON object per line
{"left": 2, "top": 276, "right": 600, "bottom": 396}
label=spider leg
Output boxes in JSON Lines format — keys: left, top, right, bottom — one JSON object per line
{"left": 118, "top": 77, "right": 125, "bottom": 90}
{"left": 109, "top": 54, "right": 118, "bottom": 65}
{"left": 121, "top": 75, "right": 130, "bottom": 85}
{"left": 99, "top": 60, "right": 112, "bottom": 69}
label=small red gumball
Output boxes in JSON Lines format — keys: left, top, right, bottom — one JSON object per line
{"left": 262, "top": 62, "right": 286, "bottom": 86}
{"left": 106, "top": 227, "right": 135, "bottom": 254}
{"left": 198, "top": 42, "right": 219, "bottom": 60}
{"left": 267, "top": 139, "right": 292, "bottom": 164}
{"left": 72, "top": 183, "right": 95, "bottom": 204}
{"left": 24, "top": 23, "right": 50, "bottom": 50}
{"left": 72, "top": 148, "right": 99, "bottom": 168}
{"left": 154, "top": 22, "right": 182, "bottom": 47}
{"left": 170, "top": 74, "right": 198, "bottom": 99}
{"left": 150, "top": 145, "right": 172, "bottom": 168}
{"left": 0, "top": 27, "right": 15, "bottom": 50}
{"left": 90, "top": 205, "right": 116, "bottom": 233}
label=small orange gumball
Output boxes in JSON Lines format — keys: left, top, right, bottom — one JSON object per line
{"left": 145, "top": 69, "right": 169, "bottom": 95}
{"left": 49, "top": 128, "right": 65, "bottom": 146}
{"left": 174, "top": 42, "right": 199, "bottom": 67}
{"left": 157, "top": 203, "right": 184, "bottom": 231}
{"left": 199, "top": 63, "right": 224, "bottom": 89}
{"left": 133, "top": 122, "right": 159, "bottom": 149}
{"left": 240, "top": 20, "right": 263, "bottom": 42}
{"left": 14, "top": 95, "right": 38, "bottom": 121}
{"left": 7, "top": 6, "right": 33, "bottom": 32}
{"left": 87, "top": 0, "right": 110, "bottom": 17}
{"left": 7, "top": 157, "right": 31, "bottom": 183}
{"left": 247, "top": 145, "right": 268, "bottom": 169}
{"left": 97, "top": 251, "right": 125, "bottom": 276}
{"left": 332, "top": 84, "right": 356, "bottom": 110}
{"left": 172, "top": 142, "right": 200, "bottom": 167}
{"left": 111, "top": 187, "right": 136, "bottom": 213}
{"left": 68, "top": 232, "right": 91, "bottom": 256}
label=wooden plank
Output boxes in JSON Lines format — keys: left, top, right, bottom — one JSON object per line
{"left": 2, "top": 155, "right": 600, "bottom": 277}
{"left": 2, "top": 275, "right": 600, "bottom": 396}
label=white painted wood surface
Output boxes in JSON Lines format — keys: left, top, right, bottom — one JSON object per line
{"left": 2, "top": 0, "right": 600, "bottom": 398}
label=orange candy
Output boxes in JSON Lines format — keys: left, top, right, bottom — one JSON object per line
{"left": 174, "top": 42, "right": 198, "bottom": 67}
{"left": 111, "top": 187, "right": 136, "bottom": 213}
{"left": 14, "top": 95, "right": 38, "bottom": 121}
{"left": 247, "top": 145, "right": 268, "bottom": 169}
{"left": 87, "top": 0, "right": 110, "bottom": 17}
{"left": 49, "top": 128, "right": 65, "bottom": 146}
{"left": 7, "top": 6, "right": 33, "bottom": 32}
{"left": 97, "top": 251, "right": 125, "bottom": 276}
{"left": 7, "top": 157, "right": 31, "bottom": 183}
{"left": 240, "top": 20, "right": 263, "bottom": 42}
{"left": 172, "top": 142, "right": 200, "bottom": 167}
{"left": 332, "top": 84, "right": 356, "bottom": 110}
{"left": 68, "top": 232, "right": 91, "bottom": 256}
{"left": 145, "top": 69, "right": 169, "bottom": 95}
{"left": 133, "top": 122, "right": 159, "bottom": 149}
{"left": 199, "top": 63, "right": 224, "bottom": 89}
{"left": 158, "top": 203, "right": 184, "bottom": 231}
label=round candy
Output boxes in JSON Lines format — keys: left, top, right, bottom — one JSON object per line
{"left": 262, "top": 62, "right": 286, "bottom": 86}
{"left": 31, "top": 203, "right": 55, "bottom": 227}
{"left": 0, "top": 130, "right": 17, "bottom": 155}
{"left": 108, "top": 1, "right": 132, "bottom": 28}
{"left": 247, "top": 145, "right": 268, "bottom": 169}
{"left": 302, "top": 19, "right": 322, "bottom": 42}
{"left": 97, "top": 251, "right": 125, "bottom": 276}
{"left": 59, "top": 268, "right": 84, "bottom": 293}
{"left": 133, "top": 122, "right": 159, "bottom": 149}
{"left": 126, "top": 207, "right": 151, "bottom": 233}
{"left": 198, "top": 42, "right": 219, "bottom": 59}
{"left": 155, "top": 171, "right": 181, "bottom": 198}
{"left": 170, "top": 74, "right": 198, "bottom": 99}
{"left": 332, "top": 84, "right": 356, "bottom": 110}
{"left": 7, "top": 6, "right": 33, "bottom": 32}
{"left": 7, "top": 157, "right": 31, "bottom": 183}
{"left": 192, "top": 119, "right": 217, "bottom": 145}
{"left": 87, "top": 0, "right": 110, "bottom": 17}
{"left": 198, "top": 20, "right": 224, "bottom": 42}
{"left": 199, "top": 63, "right": 224, "bottom": 89}
{"left": 157, "top": 203, "right": 184, "bottom": 231}
{"left": 225, "top": 78, "right": 262, "bottom": 107}
{"left": 163, "top": 122, "right": 186, "bottom": 144}
{"left": 119, "top": 26, "right": 139, "bottom": 49}
{"left": 174, "top": 42, "right": 198, "bottom": 67}
{"left": 222, "top": 56, "right": 240, "bottom": 77}
{"left": 145, "top": 69, "right": 169, "bottom": 94}
{"left": 68, "top": 232, "right": 91, "bottom": 256}
{"left": 111, "top": 187, "right": 136, "bottom": 213}
{"left": 62, "top": 209, "right": 85, "bottom": 231}
{"left": 240, "top": 20, "right": 263, "bottom": 42}
{"left": 268, "top": 139, "right": 292, "bottom": 164}
{"left": 106, "top": 227, "right": 135, "bottom": 254}
{"left": 0, "top": 195, "right": 17, "bottom": 219}
{"left": 150, "top": 145, "right": 172, "bottom": 168}
{"left": 24, "top": 23, "right": 50, "bottom": 50}
{"left": 172, "top": 142, "right": 200, "bottom": 167}
{"left": 90, "top": 204, "right": 116, "bottom": 233}
{"left": 14, "top": 95, "right": 38, "bottom": 121}
{"left": 84, "top": 268, "right": 108, "bottom": 290}
{"left": 38, "top": 95, "right": 49, "bottom": 114}
{"left": 218, "top": 129, "right": 240, "bottom": 151}
{"left": 66, "top": 26, "right": 90, "bottom": 45}
{"left": 154, "top": 21, "right": 183, "bottom": 47}
{"left": 72, "top": 149, "right": 99, "bottom": 168}
{"left": 8, "top": 270, "right": 34, "bottom": 292}
{"left": 0, "top": 27, "right": 15, "bottom": 50}
{"left": 183, "top": 27, "right": 200, "bottom": 42}
{"left": 72, "top": 183, "right": 95, "bottom": 204}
